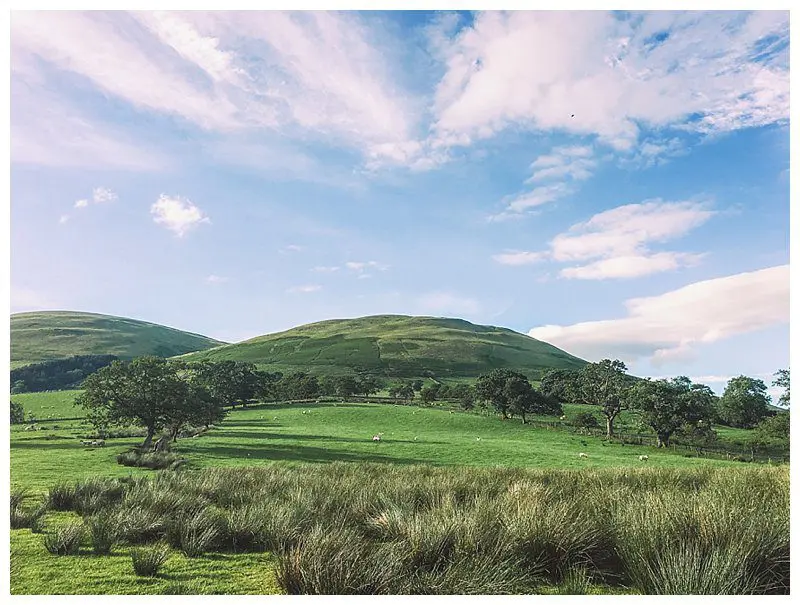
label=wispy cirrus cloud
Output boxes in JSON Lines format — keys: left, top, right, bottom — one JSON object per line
{"left": 493, "top": 198, "right": 716, "bottom": 279}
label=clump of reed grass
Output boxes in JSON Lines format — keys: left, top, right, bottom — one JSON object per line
{"left": 43, "top": 521, "right": 84, "bottom": 555}
{"left": 131, "top": 543, "right": 170, "bottom": 576}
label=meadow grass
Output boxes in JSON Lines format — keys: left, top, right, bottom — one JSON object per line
{"left": 12, "top": 400, "right": 755, "bottom": 492}
{"left": 10, "top": 464, "right": 788, "bottom": 595}
{"left": 11, "top": 390, "right": 84, "bottom": 421}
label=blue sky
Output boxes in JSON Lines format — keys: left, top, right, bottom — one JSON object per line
{"left": 10, "top": 10, "right": 790, "bottom": 397}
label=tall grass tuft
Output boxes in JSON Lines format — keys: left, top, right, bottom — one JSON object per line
{"left": 43, "top": 521, "right": 84, "bottom": 555}
{"left": 131, "top": 543, "right": 170, "bottom": 577}
{"left": 47, "top": 482, "right": 76, "bottom": 511}
{"left": 177, "top": 506, "right": 224, "bottom": 558}
{"left": 87, "top": 511, "right": 118, "bottom": 555}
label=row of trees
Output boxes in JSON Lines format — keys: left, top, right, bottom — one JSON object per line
{"left": 539, "top": 361, "right": 790, "bottom": 447}
{"left": 11, "top": 355, "right": 119, "bottom": 393}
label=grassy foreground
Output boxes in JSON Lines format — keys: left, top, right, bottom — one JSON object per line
{"left": 10, "top": 464, "right": 789, "bottom": 595}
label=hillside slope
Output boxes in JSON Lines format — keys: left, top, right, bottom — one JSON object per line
{"left": 181, "top": 314, "right": 586, "bottom": 379}
{"left": 11, "top": 311, "right": 225, "bottom": 368}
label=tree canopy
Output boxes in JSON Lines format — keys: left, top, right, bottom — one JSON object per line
{"left": 717, "top": 375, "right": 772, "bottom": 428}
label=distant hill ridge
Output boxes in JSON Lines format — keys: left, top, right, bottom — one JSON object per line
{"left": 180, "top": 314, "right": 586, "bottom": 379}
{"left": 10, "top": 311, "right": 225, "bottom": 368}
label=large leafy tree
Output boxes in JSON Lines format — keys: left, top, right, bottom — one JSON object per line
{"left": 576, "top": 359, "right": 630, "bottom": 438}
{"left": 539, "top": 369, "right": 582, "bottom": 404}
{"left": 451, "top": 384, "right": 476, "bottom": 411}
{"left": 629, "top": 376, "right": 716, "bottom": 447}
{"left": 76, "top": 357, "right": 187, "bottom": 448}
{"left": 717, "top": 375, "right": 772, "bottom": 428}
{"left": 773, "top": 369, "right": 790, "bottom": 408}
{"left": 475, "top": 369, "right": 519, "bottom": 419}
{"left": 10, "top": 399, "right": 25, "bottom": 424}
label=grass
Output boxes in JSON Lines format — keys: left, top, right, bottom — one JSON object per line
{"left": 11, "top": 310, "right": 224, "bottom": 367}
{"left": 12, "top": 400, "right": 754, "bottom": 492}
{"left": 10, "top": 390, "right": 84, "bottom": 420}
{"left": 179, "top": 314, "right": 586, "bottom": 378}
{"left": 11, "top": 464, "right": 789, "bottom": 595}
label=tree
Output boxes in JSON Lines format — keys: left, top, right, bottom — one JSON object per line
{"left": 255, "top": 371, "right": 283, "bottom": 401}
{"left": 334, "top": 376, "right": 359, "bottom": 400}
{"left": 628, "top": 376, "right": 716, "bottom": 447}
{"left": 11, "top": 400, "right": 25, "bottom": 424}
{"left": 717, "top": 376, "right": 772, "bottom": 428}
{"left": 356, "top": 376, "right": 382, "bottom": 396}
{"left": 570, "top": 411, "right": 599, "bottom": 430}
{"left": 389, "top": 382, "right": 415, "bottom": 403}
{"left": 451, "top": 384, "right": 476, "bottom": 411}
{"left": 773, "top": 369, "right": 790, "bottom": 408}
{"left": 752, "top": 412, "right": 789, "bottom": 448}
{"left": 475, "top": 369, "right": 520, "bottom": 419}
{"left": 420, "top": 383, "right": 441, "bottom": 405}
{"left": 76, "top": 357, "right": 187, "bottom": 448}
{"left": 10, "top": 380, "right": 27, "bottom": 395}
{"left": 539, "top": 369, "right": 581, "bottom": 404}
{"left": 411, "top": 379, "right": 424, "bottom": 392}
{"left": 576, "top": 359, "right": 630, "bottom": 438}
{"left": 174, "top": 361, "right": 228, "bottom": 433}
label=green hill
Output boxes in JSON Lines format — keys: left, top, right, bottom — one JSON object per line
{"left": 180, "top": 314, "right": 586, "bottom": 379}
{"left": 10, "top": 311, "right": 225, "bottom": 368}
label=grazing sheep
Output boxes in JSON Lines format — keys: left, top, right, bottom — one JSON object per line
{"left": 97, "top": 439, "right": 105, "bottom": 446}
{"left": 414, "top": 436, "right": 418, "bottom": 441}
{"left": 578, "top": 452, "right": 588, "bottom": 459}
{"left": 372, "top": 435, "right": 381, "bottom": 442}
{"left": 80, "top": 440, "right": 92, "bottom": 446}
{"left": 639, "top": 455, "right": 649, "bottom": 461}
{"left": 560, "top": 415, "right": 567, "bottom": 420}
{"left": 476, "top": 437, "right": 481, "bottom": 441}
{"left": 449, "top": 411, "right": 454, "bottom": 414}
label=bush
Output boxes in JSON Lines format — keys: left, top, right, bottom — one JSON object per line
{"left": 117, "top": 448, "right": 186, "bottom": 470}
{"left": 131, "top": 543, "right": 170, "bottom": 577}
{"left": 570, "top": 412, "right": 600, "bottom": 430}
{"left": 43, "top": 522, "right": 84, "bottom": 555}
{"left": 11, "top": 399, "right": 25, "bottom": 424}
{"left": 177, "top": 507, "right": 224, "bottom": 557}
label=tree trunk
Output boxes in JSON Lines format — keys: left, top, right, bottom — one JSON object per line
{"left": 141, "top": 425, "right": 156, "bottom": 450}
{"left": 605, "top": 416, "right": 614, "bottom": 438}
{"left": 657, "top": 433, "right": 670, "bottom": 448}
{"left": 170, "top": 425, "right": 180, "bottom": 442}
{"left": 520, "top": 412, "right": 526, "bottom": 424}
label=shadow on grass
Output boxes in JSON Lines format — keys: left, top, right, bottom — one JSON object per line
{"left": 190, "top": 441, "right": 433, "bottom": 466}
{"left": 201, "top": 430, "right": 446, "bottom": 446}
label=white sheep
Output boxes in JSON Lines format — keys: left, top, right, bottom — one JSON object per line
{"left": 560, "top": 415, "right": 567, "bottom": 420}
{"left": 372, "top": 435, "right": 381, "bottom": 442}
{"left": 476, "top": 437, "right": 481, "bottom": 441}
{"left": 639, "top": 455, "right": 649, "bottom": 461}
{"left": 578, "top": 452, "right": 588, "bottom": 459}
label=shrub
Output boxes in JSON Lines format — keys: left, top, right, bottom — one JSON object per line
{"left": 570, "top": 412, "right": 600, "bottom": 430}
{"left": 11, "top": 399, "right": 25, "bottom": 423}
{"left": 116, "top": 506, "right": 165, "bottom": 544}
{"left": 43, "top": 522, "right": 84, "bottom": 555}
{"left": 11, "top": 488, "right": 28, "bottom": 510}
{"left": 87, "top": 511, "right": 118, "bottom": 555}
{"left": 117, "top": 449, "right": 186, "bottom": 470}
{"left": 131, "top": 543, "right": 170, "bottom": 577}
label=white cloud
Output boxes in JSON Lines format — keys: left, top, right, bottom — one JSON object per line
{"left": 559, "top": 252, "right": 705, "bottom": 280}
{"left": 279, "top": 244, "right": 304, "bottom": 254}
{"left": 345, "top": 260, "right": 389, "bottom": 273}
{"left": 527, "top": 145, "right": 596, "bottom": 183}
{"left": 58, "top": 215, "right": 70, "bottom": 224}
{"left": 74, "top": 200, "right": 88, "bottom": 209}
{"left": 150, "top": 194, "right": 211, "bottom": 237}
{"left": 92, "top": 187, "right": 117, "bottom": 204}
{"left": 205, "top": 274, "right": 227, "bottom": 284}
{"left": 528, "top": 265, "right": 789, "bottom": 364}
{"left": 494, "top": 198, "right": 715, "bottom": 279}
{"left": 286, "top": 284, "right": 322, "bottom": 294}
{"left": 417, "top": 291, "right": 481, "bottom": 316}
{"left": 311, "top": 266, "right": 340, "bottom": 273}
{"left": 430, "top": 11, "right": 788, "bottom": 151}
{"left": 492, "top": 251, "right": 547, "bottom": 266}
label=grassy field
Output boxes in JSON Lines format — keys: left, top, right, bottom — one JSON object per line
{"left": 11, "top": 390, "right": 84, "bottom": 421}
{"left": 10, "top": 465, "right": 789, "bottom": 595}
{"left": 11, "top": 311, "right": 224, "bottom": 367}
{"left": 11, "top": 400, "right": 751, "bottom": 492}
{"left": 180, "top": 314, "right": 586, "bottom": 378}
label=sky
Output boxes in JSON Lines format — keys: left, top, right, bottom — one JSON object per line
{"left": 9, "top": 10, "right": 790, "bottom": 397}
